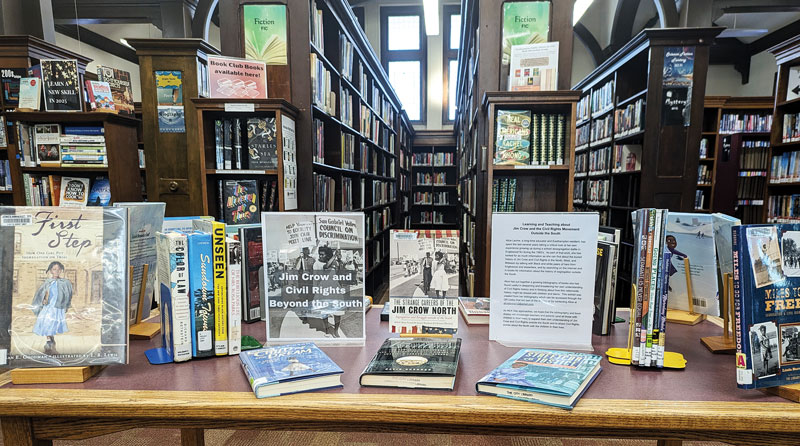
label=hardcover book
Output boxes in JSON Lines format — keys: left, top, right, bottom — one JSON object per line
{"left": 477, "top": 349, "right": 602, "bottom": 409}
{"left": 96, "top": 66, "right": 135, "bottom": 115}
{"left": 240, "top": 342, "right": 343, "bottom": 398}
{"left": 665, "top": 213, "right": 719, "bottom": 316}
{"left": 87, "top": 177, "right": 111, "bottom": 206}
{"left": 0, "top": 206, "right": 129, "bottom": 367}
{"left": 41, "top": 59, "right": 82, "bottom": 112}
{"left": 263, "top": 212, "right": 366, "bottom": 345}
{"left": 59, "top": 177, "right": 90, "bottom": 207}
{"left": 85, "top": 80, "right": 115, "bottom": 112}
{"left": 227, "top": 237, "right": 242, "bottom": 355}
{"left": 1, "top": 68, "right": 25, "bottom": 107}
{"left": 360, "top": 337, "right": 461, "bottom": 390}
{"left": 153, "top": 231, "right": 192, "bottom": 362}
{"left": 34, "top": 124, "right": 60, "bottom": 168}
{"left": 222, "top": 179, "right": 260, "bottom": 225}
{"left": 494, "top": 110, "right": 531, "bottom": 165}
{"left": 247, "top": 117, "right": 278, "bottom": 170}
{"left": 240, "top": 225, "right": 263, "bottom": 323}
{"left": 187, "top": 231, "right": 215, "bottom": 358}
{"left": 458, "top": 297, "right": 490, "bottom": 325}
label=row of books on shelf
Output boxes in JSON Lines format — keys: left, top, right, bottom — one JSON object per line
{"left": 412, "top": 152, "right": 455, "bottom": 166}
{"left": 310, "top": 53, "right": 336, "bottom": 116}
{"left": 413, "top": 191, "right": 450, "bottom": 205}
{"left": 736, "top": 177, "right": 766, "bottom": 204}
{"left": 373, "top": 180, "right": 395, "bottom": 204}
{"left": 574, "top": 179, "right": 586, "bottom": 202}
{"left": 416, "top": 172, "right": 447, "bottom": 186}
{"left": 341, "top": 88, "right": 354, "bottom": 128}
{"left": 313, "top": 172, "right": 337, "bottom": 211}
{"left": 492, "top": 177, "right": 517, "bottom": 212}
{"left": 341, "top": 132, "right": 356, "bottom": 170}
{"left": 494, "top": 110, "right": 566, "bottom": 166}
{"left": 770, "top": 151, "right": 800, "bottom": 183}
{"left": 577, "top": 94, "right": 590, "bottom": 122}
{"left": 214, "top": 117, "right": 277, "bottom": 171}
{"left": 418, "top": 211, "right": 448, "bottom": 224}
{"left": 366, "top": 207, "right": 392, "bottom": 238}
{"left": 590, "top": 146, "right": 609, "bottom": 173}
{"left": 612, "top": 144, "right": 641, "bottom": 173}
{"left": 22, "top": 174, "right": 109, "bottom": 206}
{"left": 614, "top": 98, "right": 644, "bottom": 137}
{"left": 782, "top": 112, "right": 800, "bottom": 143}
{"left": 18, "top": 124, "right": 107, "bottom": 168}
{"left": 767, "top": 194, "right": 800, "bottom": 222}
{"left": 694, "top": 190, "right": 707, "bottom": 210}
{"left": 339, "top": 34, "right": 355, "bottom": 82}
{"left": 0, "top": 160, "right": 11, "bottom": 191}
{"left": 587, "top": 179, "right": 608, "bottom": 205}
{"left": 361, "top": 104, "right": 377, "bottom": 143}
{"left": 699, "top": 137, "right": 712, "bottom": 158}
{"left": 697, "top": 165, "right": 712, "bottom": 184}
{"left": 591, "top": 80, "right": 614, "bottom": 115}
{"left": 719, "top": 112, "right": 773, "bottom": 134}
{"left": 590, "top": 114, "right": 613, "bottom": 144}
{"left": 739, "top": 143, "right": 769, "bottom": 170}
{"left": 576, "top": 124, "right": 590, "bottom": 148}
{"left": 310, "top": 0, "right": 325, "bottom": 51}
{"left": 216, "top": 179, "right": 279, "bottom": 225}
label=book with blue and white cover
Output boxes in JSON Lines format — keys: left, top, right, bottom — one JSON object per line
{"left": 187, "top": 231, "right": 215, "bottom": 358}
{"left": 476, "top": 349, "right": 602, "bottom": 409}
{"left": 239, "top": 342, "right": 343, "bottom": 398}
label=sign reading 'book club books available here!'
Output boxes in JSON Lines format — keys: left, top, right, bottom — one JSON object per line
{"left": 207, "top": 56, "right": 267, "bottom": 99}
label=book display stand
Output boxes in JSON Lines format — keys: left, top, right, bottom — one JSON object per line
{"left": 10, "top": 366, "right": 104, "bottom": 385}
{"left": 665, "top": 258, "right": 706, "bottom": 326}
{"left": 129, "top": 264, "right": 160, "bottom": 341}
{"left": 700, "top": 273, "right": 736, "bottom": 354}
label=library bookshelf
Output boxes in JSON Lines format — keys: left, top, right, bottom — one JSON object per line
{"left": 411, "top": 130, "right": 459, "bottom": 228}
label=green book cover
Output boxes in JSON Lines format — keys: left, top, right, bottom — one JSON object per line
{"left": 361, "top": 338, "right": 461, "bottom": 376}
{"left": 502, "top": 1, "right": 551, "bottom": 66}
{"left": 243, "top": 4, "right": 288, "bottom": 65}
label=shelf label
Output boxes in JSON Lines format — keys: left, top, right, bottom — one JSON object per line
{"left": 224, "top": 103, "right": 255, "bottom": 113}
{"left": 514, "top": 165, "right": 549, "bottom": 169}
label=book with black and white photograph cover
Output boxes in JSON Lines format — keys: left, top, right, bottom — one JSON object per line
{"left": 263, "top": 212, "right": 365, "bottom": 345}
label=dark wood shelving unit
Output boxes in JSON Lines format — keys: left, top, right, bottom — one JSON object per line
{"left": 411, "top": 130, "right": 459, "bottom": 228}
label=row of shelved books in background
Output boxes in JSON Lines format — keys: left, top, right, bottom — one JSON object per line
{"left": 767, "top": 195, "right": 800, "bottom": 222}
{"left": 2, "top": 61, "right": 134, "bottom": 113}
{"left": 695, "top": 190, "right": 707, "bottom": 210}
{"left": 460, "top": 176, "right": 476, "bottom": 211}
{"left": 739, "top": 140, "right": 770, "bottom": 170}
{"left": 413, "top": 191, "right": 450, "bottom": 205}
{"left": 0, "top": 160, "right": 11, "bottom": 191}
{"left": 769, "top": 150, "right": 800, "bottom": 183}
{"left": 373, "top": 180, "right": 395, "bottom": 205}
{"left": 697, "top": 165, "right": 712, "bottom": 184}
{"left": 574, "top": 179, "right": 585, "bottom": 202}
{"left": 612, "top": 144, "right": 641, "bottom": 173}
{"left": 21, "top": 174, "right": 109, "bottom": 206}
{"left": 360, "top": 104, "right": 378, "bottom": 143}
{"left": 614, "top": 99, "right": 644, "bottom": 137}
{"left": 587, "top": 179, "right": 608, "bottom": 206}
{"left": 736, "top": 177, "right": 766, "bottom": 204}
{"left": 416, "top": 172, "right": 447, "bottom": 186}
{"left": 366, "top": 207, "right": 391, "bottom": 238}
{"left": 216, "top": 179, "right": 279, "bottom": 225}
{"left": 340, "top": 88, "right": 353, "bottom": 127}
{"left": 577, "top": 94, "right": 590, "bottom": 122}
{"left": 339, "top": 34, "right": 354, "bottom": 82}
{"left": 591, "top": 80, "right": 614, "bottom": 115}
{"left": 412, "top": 152, "right": 454, "bottom": 166}
{"left": 699, "top": 137, "right": 712, "bottom": 158}
{"left": 782, "top": 112, "right": 800, "bottom": 143}
{"left": 590, "top": 114, "right": 613, "bottom": 144}
{"left": 494, "top": 110, "right": 566, "bottom": 166}
{"left": 214, "top": 117, "right": 277, "bottom": 170}
{"left": 576, "top": 124, "right": 590, "bottom": 148}
{"left": 491, "top": 177, "right": 517, "bottom": 212}
{"left": 310, "top": 0, "right": 325, "bottom": 50}
{"left": 310, "top": 53, "right": 336, "bottom": 116}
{"left": 719, "top": 112, "right": 773, "bottom": 134}
{"left": 312, "top": 173, "right": 356, "bottom": 212}
{"left": 18, "top": 124, "right": 106, "bottom": 168}
{"left": 419, "top": 211, "right": 447, "bottom": 225}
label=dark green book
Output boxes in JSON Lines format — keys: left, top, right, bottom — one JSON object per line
{"left": 359, "top": 337, "right": 461, "bottom": 390}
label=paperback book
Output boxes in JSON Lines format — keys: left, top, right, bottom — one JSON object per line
{"left": 240, "top": 342, "right": 343, "bottom": 398}
{"left": 18, "top": 77, "right": 41, "bottom": 110}
{"left": 85, "top": 80, "right": 115, "bottom": 112}
{"left": 240, "top": 224, "right": 263, "bottom": 323}
{"left": 187, "top": 231, "right": 215, "bottom": 358}
{"left": 1, "top": 68, "right": 25, "bottom": 107}
{"left": 59, "top": 176, "right": 90, "bottom": 207}
{"left": 222, "top": 179, "right": 260, "bottom": 225}
{"left": 458, "top": 296, "right": 490, "bottom": 325}
{"left": 149, "top": 231, "right": 192, "bottom": 363}
{"left": 360, "top": 337, "right": 461, "bottom": 390}
{"left": 665, "top": 212, "right": 720, "bottom": 316}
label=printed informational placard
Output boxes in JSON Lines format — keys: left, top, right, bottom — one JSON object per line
{"left": 508, "top": 42, "right": 558, "bottom": 92}
{"left": 489, "top": 212, "right": 599, "bottom": 350}
{"left": 243, "top": 4, "right": 288, "bottom": 65}
{"left": 155, "top": 70, "right": 185, "bottom": 133}
{"left": 281, "top": 115, "right": 298, "bottom": 210}
{"left": 662, "top": 46, "right": 695, "bottom": 127}
{"left": 208, "top": 55, "right": 267, "bottom": 99}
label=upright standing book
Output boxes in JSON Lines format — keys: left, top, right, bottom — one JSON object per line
{"left": 0, "top": 206, "right": 129, "bottom": 367}
{"left": 41, "top": 60, "right": 82, "bottom": 112}
{"left": 222, "top": 180, "right": 260, "bottom": 225}
{"left": 192, "top": 219, "right": 228, "bottom": 356}
{"left": 186, "top": 231, "right": 215, "bottom": 358}
{"left": 227, "top": 237, "right": 242, "bottom": 355}
{"left": 152, "top": 231, "right": 192, "bottom": 363}
{"left": 59, "top": 177, "right": 90, "bottom": 207}
{"left": 85, "top": 80, "right": 115, "bottom": 112}
{"left": 240, "top": 342, "right": 343, "bottom": 398}
{"left": 240, "top": 225, "right": 263, "bottom": 323}
{"left": 247, "top": 117, "right": 278, "bottom": 170}
{"left": 96, "top": 66, "right": 135, "bottom": 115}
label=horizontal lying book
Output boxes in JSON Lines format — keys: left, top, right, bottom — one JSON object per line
{"left": 458, "top": 296, "right": 490, "bottom": 325}
{"left": 240, "top": 342, "right": 343, "bottom": 398}
{"left": 477, "top": 349, "right": 602, "bottom": 410}
{"left": 360, "top": 337, "right": 461, "bottom": 390}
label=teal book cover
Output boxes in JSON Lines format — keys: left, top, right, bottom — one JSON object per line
{"left": 478, "top": 349, "right": 601, "bottom": 396}
{"left": 187, "top": 231, "right": 214, "bottom": 358}
{"left": 240, "top": 342, "right": 343, "bottom": 398}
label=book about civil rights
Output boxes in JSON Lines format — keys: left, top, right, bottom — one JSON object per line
{"left": 733, "top": 224, "right": 800, "bottom": 389}
{"left": 360, "top": 337, "right": 461, "bottom": 390}
{"left": 262, "top": 212, "right": 365, "bottom": 345}
{"left": 240, "top": 342, "right": 343, "bottom": 398}
{"left": 0, "top": 206, "right": 129, "bottom": 367}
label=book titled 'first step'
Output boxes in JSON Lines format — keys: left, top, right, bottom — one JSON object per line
{"left": 239, "top": 342, "right": 343, "bottom": 398}
{"left": 360, "top": 337, "right": 461, "bottom": 390}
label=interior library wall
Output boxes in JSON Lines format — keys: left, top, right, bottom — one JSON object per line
{"left": 705, "top": 51, "right": 778, "bottom": 97}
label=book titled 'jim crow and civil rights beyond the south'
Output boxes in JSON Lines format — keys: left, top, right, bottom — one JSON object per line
{"left": 239, "top": 342, "right": 343, "bottom": 398}
{"left": 360, "top": 337, "right": 461, "bottom": 390}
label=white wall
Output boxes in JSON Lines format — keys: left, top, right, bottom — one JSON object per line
{"left": 705, "top": 51, "right": 777, "bottom": 97}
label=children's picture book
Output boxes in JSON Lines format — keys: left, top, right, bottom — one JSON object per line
{"left": 87, "top": 177, "right": 111, "bottom": 206}
{"left": 222, "top": 179, "right": 260, "bottom": 225}
{"left": 494, "top": 109, "right": 531, "bottom": 165}
{"left": 41, "top": 59, "right": 82, "bottom": 112}
{"left": 508, "top": 42, "right": 558, "bottom": 92}
{"left": 207, "top": 55, "right": 268, "bottom": 99}
{"left": 59, "top": 177, "right": 90, "bottom": 207}
{"left": 247, "top": 117, "right": 278, "bottom": 170}
{"left": 476, "top": 349, "right": 602, "bottom": 410}
{"left": 360, "top": 337, "right": 461, "bottom": 390}
{"left": 85, "top": 80, "right": 115, "bottom": 111}
{"left": 0, "top": 206, "right": 129, "bottom": 367}
{"left": 96, "top": 66, "right": 135, "bottom": 115}
{"left": 665, "top": 213, "right": 720, "bottom": 316}
{"left": 240, "top": 342, "right": 343, "bottom": 398}
{"left": 732, "top": 224, "right": 800, "bottom": 389}
{"left": 262, "top": 212, "right": 366, "bottom": 345}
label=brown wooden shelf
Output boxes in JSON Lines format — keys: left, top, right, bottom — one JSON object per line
{"left": 21, "top": 166, "right": 109, "bottom": 172}
{"left": 205, "top": 169, "right": 279, "bottom": 175}
{"left": 777, "top": 96, "right": 800, "bottom": 108}
{"left": 5, "top": 111, "right": 139, "bottom": 126}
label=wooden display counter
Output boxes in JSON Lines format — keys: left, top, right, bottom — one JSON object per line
{"left": 0, "top": 309, "right": 797, "bottom": 446}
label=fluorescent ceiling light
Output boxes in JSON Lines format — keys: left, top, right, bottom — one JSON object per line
{"left": 573, "top": 0, "right": 594, "bottom": 26}
{"left": 423, "top": 0, "right": 439, "bottom": 35}
{"left": 119, "top": 38, "right": 133, "bottom": 49}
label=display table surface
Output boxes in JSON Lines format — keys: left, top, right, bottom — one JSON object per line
{"left": 0, "top": 308, "right": 798, "bottom": 446}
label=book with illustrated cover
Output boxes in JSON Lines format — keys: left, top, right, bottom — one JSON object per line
{"left": 41, "top": 60, "right": 82, "bottom": 112}
{"left": 263, "top": 213, "right": 366, "bottom": 345}
{"left": 85, "top": 80, "right": 115, "bottom": 112}
{"left": 458, "top": 296, "right": 490, "bottom": 325}
{"left": 360, "top": 337, "right": 461, "bottom": 389}
{"left": 240, "top": 225, "right": 263, "bottom": 323}
{"left": 247, "top": 117, "right": 278, "bottom": 170}
{"left": 477, "top": 349, "right": 602, "bottom": 409}
{"left": 665, "top": 213, "right": 719, "bottom": 316}
{"left": 34, "top": 124, "right": 60, "bottom": 168}
{"left": 96, "top": 66, "right": 135, "bottom": 115}
{"left": 187, "top": 231, "right": 215, "bottom": 358}
{"left": 59, "top": 177, "right": 90, "bottom": 207}
{"left": 152, "top": 231, "right": 192, "bottom": 363}
{"left": 227, "top": 237, "right": 242, "bottom": 355}
{"left": 494, "top": 110, "right": 531, "bottom": 165}
{"left": 87, "top": 177, "right": 111, "bottom": 206}
{"left": 192, "top": 219, "right": 228, "bottom": 356}
{"left": 0, "top": 206, "right": 129, "bottom": 367}
{"left": 242, "top": 4, "right": 288, "bottom": 65}
{"left": 1, "top": 68, "right": 25, "bottom": 107}
{"left": 240, "top": 342, "right": 343, "bottom": 398}
{"left": 18, "top": 77, "right": 41, "bottom": 111}
{"left": 222, "top": 179, "right": 260, "bottom": 225}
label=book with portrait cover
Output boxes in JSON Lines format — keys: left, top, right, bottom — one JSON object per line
{"left": 0, "top": 206, "right": 129, "bottom": 367}
{"left": 247, "top": 117, "right": 278, "bottom": 170}
{"left": 476, "top": 349, "right": 602, "bottom": 409}
{"left": 41, "top": 60, "right": 82, "bottom": 112}
{"left": 187, "top": 231, "right": 215, "bottom": 358}
{"left": 263, "top": 212, "right": 365, "bottom": 345}
{"left": 240, "top": 342, "right": 343, "bottom": 398}
{"left": 360, "top": 337, "right": 461, "bottom": 389}
{"left": 733, "top": 224, "right": 800, "bottom": 389}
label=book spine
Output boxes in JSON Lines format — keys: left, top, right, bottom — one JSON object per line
{"left": 644, "top": 209, "right": 663, "bottom": 366}
{"left": 169, "top": 234, "right": 192, "bottom": 362}
{"left": 214, "top": 120, "right": 223, "bottom": 170}
{"left": 22, "top": 173, "right": 31, "bottom": 206}
{"left": 224, "top": 120, "right": 233, "bottom": 170}
{"left": 188, "top": 232, "right": 215, "bottom": 358}
{"left": 234, "top": 118, "right": 242, "bottom": 170}
{"left": 632, "top": 209, "right": 647, "bottom": 365}
{"left": 657, "top": 250, "right": 670, "bottom": 367}
{"left": 227, "top": 238, "right": 242, "bottom": 355}
{"left": 732, "top": 225, "right": 754, "bottom": 389}
{"left": 212, "top": 222, "right": 228, "bottom": 355}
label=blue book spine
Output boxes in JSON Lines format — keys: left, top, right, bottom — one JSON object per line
{"left": 187, "top": 231, "right": 215, "bottom": 358}
{"left": 63, "top": 126, "right": 105, "bottom": 135}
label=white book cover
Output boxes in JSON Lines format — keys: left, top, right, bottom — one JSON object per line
{"left": 665, "top": 212, "right": 720, "bottom": 316}
{"left": 17, "top": 78, "right": 41, "bottom": 110}
{"left": 226, "top": 237, "right": 242, "bottom": 355}
{"left": 59, "top": 177, "right": 90, "bottom": 207}
{"left": 508, "top": 42, "right": 559, "bottom": 92}
{"left": 156, "top": 231, "right": 192, "bottom": 362}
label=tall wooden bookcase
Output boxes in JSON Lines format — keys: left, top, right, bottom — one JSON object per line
{"left": 766, "top": 36, "right": 800, "bottom": 223}
{"left": 571, "top": 28, "right": 720, "bottom": 307}
{"left": 411, "top": 130, "right": 459, "bottom": 228}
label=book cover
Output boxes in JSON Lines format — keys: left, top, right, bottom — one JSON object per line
{"left": 665, "top": 213, "right": 719, "bottom": 316}
{"left": 41, "top": 60, "right": 81, "bottom": 112}
{"left": 494, "top": 110, "right": 531, "bottom": 165}
{"left": 222, "top": 179, "right": 260, "bottom": 225}
{"left": 712, "top": 213, "right": 741, "bottom": 279}
{"left": 0, "top": 206, "right": 129, "bottom": 367}
{"left": 162, "top": 216, "right": 213, "bottom": 233}
{"left": 87, "top": 177, "right": 111, "bottom": 206}
{"left": 34, "top": 123, "right": 60, "bottom": 168}
{"left": 17, "top": 77, "right": 41, "bottom": 110}
{"left": 247, "top": 117, "right": 278, "bottom": 170}
{"left": 208, "top": 55, "right": 267, "bottom": 99}
{"left": 187, "top": 231, "right": 215, "bottom": 358}
{"left": 1, "top": 68, "right": 25, "bottom": 107}
{"left": 263, "top": 213, "right": 366, "bottom": 345}
{"left": 85, "top": 80, "right": 115, "bottom": 111}
{"left": 240, "top": 225, "right": 263, "bottom": 323}
{"left": 593, "top": 241, "right": 615, "bottom": 335}
{"left": 360, "top": 338, "right": 461, "bottom": 389}
{"left": 192, "top": 220, "right": 228, "bottom": 356}
{"left": 155, "top": 70, "right": 185, "bottom": 133}
{"left": 227, "top": 237, "right": 242, "bottom": 355}
{"left": 240, "top": 342, "right": 343, "bottom": 398}
{"left": 501, "top": 1, "right": 551, "bottom": 67}
{"left": 155, "top": 231, "right": 192, "bottom": 362}
{"left": 114, "top": 202, "right": 166, "bottom": 323}
{"left": 242, "top": 4, "right": 289, "bottom": 65}
{"left": 96, "top": 66, "right": 135, "bottom": 115}
{"left": 458, "top": 296, "right": 490, "bottom": 319}
{"left": 59, "top": 177, "right": 90, "bottom": 207}
{"left": 508, "top": 42, "right": 558, "bottom": 92}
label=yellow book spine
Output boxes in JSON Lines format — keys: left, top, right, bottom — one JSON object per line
{"left": 212, "top": 221, "right": 228, "bottom": 355}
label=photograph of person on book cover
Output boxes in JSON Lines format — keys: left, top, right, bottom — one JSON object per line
{"left": 746, "top": 226, "right": 785, "bottom": 288}
{"left": 389, "top": 230, "right": 460, "bottom": 298}
{"left": 780, "top": 323, "right": 800, "bottom": 366}
{"left": 665, "top": 213, "right": 719, "bottom": 315}
{"left": 781, "top": 231, "right": 800, "bottom": 277}
{"left": 750, "top": 321, "right": 780, "bottom": 379}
